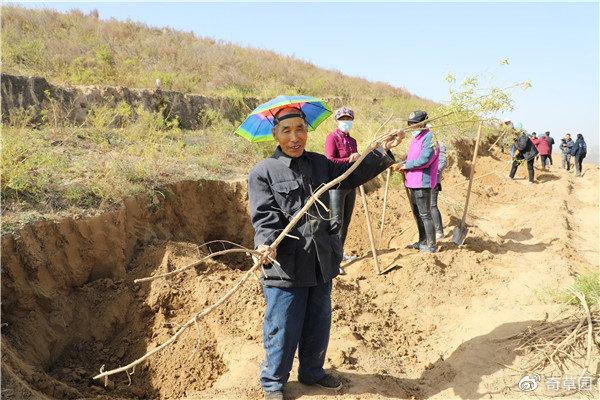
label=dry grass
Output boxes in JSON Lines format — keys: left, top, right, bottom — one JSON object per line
{"left": 0, "top": 111, "right": 263, "bottom": 233}
{"left": 1, "top": 5, "right": 431, "bottom": 102}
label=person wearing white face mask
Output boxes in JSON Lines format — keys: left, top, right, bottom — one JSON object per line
{"left": 325, "top": 107, "right": 361, "bottom": 268}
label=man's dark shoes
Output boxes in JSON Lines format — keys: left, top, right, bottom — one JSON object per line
{"left": 418, "top": 243, "right": 436, "bottom": 253}
{"left": 314, "top": 374, "right": 343, "bottom": 390}
{"left": 405, "top": 241, "right": 422, "bottom": 250}
{"left": 264, "top": 390, "right": 284, "bottom": 400}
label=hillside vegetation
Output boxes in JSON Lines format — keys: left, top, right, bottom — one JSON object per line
{"left": 1, "top": 5, "right": 440, "bottom": 233}
{"left": 2, "top": 5, "right": 425, "bottom": 100}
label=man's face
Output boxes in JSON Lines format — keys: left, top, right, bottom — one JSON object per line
{"left": 272, "top": 109, "right": 308, "bottom": 158}
{"left": 566, "top": 134, "right": 571, "bottom": 140}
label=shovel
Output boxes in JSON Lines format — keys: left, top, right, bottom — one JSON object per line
{"left": 452, "top": 122, "right": 483, "bottom": 245}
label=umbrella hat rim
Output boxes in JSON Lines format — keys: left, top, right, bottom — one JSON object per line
{"left": 235, "top": 95, "right": 332, "bottom": 142}
{"left": 251, "top": 95, "right": 330, "bottom": 116}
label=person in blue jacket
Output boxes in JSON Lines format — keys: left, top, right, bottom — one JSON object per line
{"left": 559, "top": 134, "right": 574, "bottom": 170}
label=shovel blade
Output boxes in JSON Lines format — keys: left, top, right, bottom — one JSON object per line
{"left": 380, "top": 263, "right": 400, "bottom": 275}
{"left": 452, "top": 225, "right": 468, "bottom": 245}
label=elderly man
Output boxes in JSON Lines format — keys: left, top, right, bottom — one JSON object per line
{"left": 248, "top": 106, "right": 403, "bottom": 400}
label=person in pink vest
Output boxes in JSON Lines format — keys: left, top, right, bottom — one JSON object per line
{"left": 393, "top": 110, "right": 440, "bottom": 253}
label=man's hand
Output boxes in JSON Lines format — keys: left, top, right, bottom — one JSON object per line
{"left": 383, "top": 129, "right": 405, "bottom": 151}
{"left": 348, "top": 152, "right": 361, "bottom": 162}
{"left": 255, "top": 244, "right": 277, "bottom": 265}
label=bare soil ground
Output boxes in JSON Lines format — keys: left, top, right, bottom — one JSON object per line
{"left": 2, "top": 149, "right": 598, "bottom": 400}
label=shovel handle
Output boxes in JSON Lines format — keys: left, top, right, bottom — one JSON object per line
{"left": 460, "top": 122, "right": 483, "bottom": 226}
{"left": 379, "top": 168, "right": 392, "bottom": 240}
{"left": 359, "top": 185, "right": 380, "bottom": 274}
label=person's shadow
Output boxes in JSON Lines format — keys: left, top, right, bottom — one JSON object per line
{"left": 285, "top": 320, "right": 540, "bottom": 399}
{"left": 536, "top": 173, "right": 561, "bottom": 183}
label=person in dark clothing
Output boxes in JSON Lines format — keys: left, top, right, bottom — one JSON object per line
{"left": 325, "top": 107, "right": 360, "bottom": 267}
{"left": 560, "top": 134, "right": 574, "bottom": 170}
{"left": 509, "top": 123, "right": 538, "bottom": 183}
{"left": 545, "top": 131, "right": 555, "bottom": 165}
{"left": 570, "top": 133, "right": 587, "bottom": 177}
{"left": 248, "top": 106, "right": 404, "bottom": 400}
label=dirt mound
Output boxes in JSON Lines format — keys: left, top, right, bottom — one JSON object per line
{"left": 1, "top": 180, "right": 255, "bottom": 399}
{"left": 2, "top": 150, "right": 599, "bottom": 400}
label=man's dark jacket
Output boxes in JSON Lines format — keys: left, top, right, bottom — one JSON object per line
{"left": 248, "top": 147, "right": 394, "bottom": 287}
{"left": 514, "top": 133, "right": 538, "bottom": 161}
{"left": 570, "top": 137, "right": 587, "bottom": 158}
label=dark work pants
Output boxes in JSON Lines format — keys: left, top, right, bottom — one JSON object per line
{"left": 575, "top": 155, "right": 584, "bottom": 175}
{"left": 329, "top": 188, "right": 356, "bottom": 248}
{"left": 260, "top": 279, "right": 332, "bottom": 392}
{"left": 409, "top": 188, "right": 436, "bottom": 248}
{"left": 510, "top": 158, "right": 535, "bottom": 183}
{"left": 430, "top": 183, "right": 443, "bottom": 234}
{"left": 548, "top": 153, "right": 553, "bottom": 165}
{"left": 540, "top": 155, "right": 550, "bottom": 169}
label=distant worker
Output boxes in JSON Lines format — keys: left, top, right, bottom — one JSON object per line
{"left": 560, "top": 133, "right": 574, "bottom": 170}
{"left": 509, "top": 123, "right": 538, "bottom": 184}
{"left": 431, "top": 141, "right": 447, "bottom": 239}
{"left": 393, "top": 110, "right": 440, "bottom": 253}
{"left": 536, "top": 133, "right": 551, "bottom": 170}
{"left": 530, "top": 132, "right": 541, "bottom": 167}
{"left": 570, "top": 133, "right": 587, "bottom": 177}
{"left": 545, "top": 131, "right": 555, "bottom": 166}
{"left": 325, "top": 107, "right": 360, "bottom": 269}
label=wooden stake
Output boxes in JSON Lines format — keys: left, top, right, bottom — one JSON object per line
{"left": 359, "top": 185, "right": 380, "bottom": 274}
{"left": 379, "top": 168, "right": 392, "bottom": 241}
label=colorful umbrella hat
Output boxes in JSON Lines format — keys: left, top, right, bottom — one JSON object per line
{"left": 235, "top": 95, "right": 332, "bottom": 142}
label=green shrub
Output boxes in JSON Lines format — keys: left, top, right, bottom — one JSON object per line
{"left": 1, "top": 127, "right": 67, "bottom": 200}
{"left": 538, "top": 272, "right": 600, "bottom": 307}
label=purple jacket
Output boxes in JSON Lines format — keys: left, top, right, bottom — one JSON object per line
{"left": 404, "top": 129, "right": 439, "bottom": 189}
{"left": 324, "top": 129, "right": 358, "bottom": 164}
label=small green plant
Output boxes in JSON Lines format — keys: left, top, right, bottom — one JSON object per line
{"left": 87, "top": 104, "right": 116, "bottom": 130}
{"left": 69, "top": 56, "right": 96, "bottom": 84}
{"left": 197, "top": 109, "right": 224, "bottom": 129}
{"left": 7, "top": 106, "right": 37, "bottom": 128}
{"left": 537, "top": 271, "right": 600, "bottom": 307}
{"left": 40, "top": 89, "right": 67, "bottom": 132}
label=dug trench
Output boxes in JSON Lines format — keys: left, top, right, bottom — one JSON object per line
{"left": 2, "top": 147, "right": 598, "bottom": 399}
